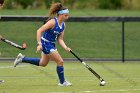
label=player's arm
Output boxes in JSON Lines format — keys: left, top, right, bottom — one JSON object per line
{"left": 37, "top": 19, "right": 55, "bottom": 44}
{"left": 57, "top": 30, "right": 71, "bottom": 52}
{"left": 36, "top": 19, "right": 55, "bottom": 53}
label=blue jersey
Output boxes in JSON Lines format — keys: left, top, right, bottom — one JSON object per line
{"left": 41, "top": 17, "right": 65, "bottom": 54}
{"left": 42, "top": 17, "right": 65, "bottom": 42}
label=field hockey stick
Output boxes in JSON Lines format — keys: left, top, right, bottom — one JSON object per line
{"left": 0, "top": 35, "right": 27, "bottom": 50}
{"left": 70, "top": 50, "right": 106, "bottom": 86}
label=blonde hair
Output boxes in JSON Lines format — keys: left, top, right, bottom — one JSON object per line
{"left": 48, "top": 3, "right": 67, "bottom": 19}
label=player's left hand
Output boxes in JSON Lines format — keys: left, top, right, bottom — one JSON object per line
{"left": 65, "top": 47, "right": 72, "bottom": 52}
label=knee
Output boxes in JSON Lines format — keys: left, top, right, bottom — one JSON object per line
{"left": 39, "top": 61, "right": 48, "bottom": 67}
{"left": 41, "top": 64, "right": 47, "bottom": 67}
{"left": 57, "top": 60, "right": 64, "bottom": 66}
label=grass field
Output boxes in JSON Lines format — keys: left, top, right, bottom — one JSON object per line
{"left": 0, "top": 21, "right": 140, "bottom": 59}
{"left": 1, "top": 9, "right": 140, "bottom": 16}
{"left": 0, "top": 9, "right": 140, "bottom": 93}
{"left": 0, "top": 61, "right": 140, "bottom": 93}
{"left": 1, "top": 9, "right": 140, "bottom": 59}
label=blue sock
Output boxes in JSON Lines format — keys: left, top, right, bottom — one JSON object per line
{"left": 57, "top": 66, "right": 65, "bottom": 84}
{"left": 22, "top": 57, "right": 40, "bottom": 66}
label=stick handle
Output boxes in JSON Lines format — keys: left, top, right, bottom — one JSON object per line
{"left": 70, "top": 50, "right": 105, "bottom": 82}
{"left": 70, "top": 50, "right": 83, "bottom": 62}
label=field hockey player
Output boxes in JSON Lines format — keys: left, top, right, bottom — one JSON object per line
{"left": 14, "top": 2, "right": 72, "bottom": 86}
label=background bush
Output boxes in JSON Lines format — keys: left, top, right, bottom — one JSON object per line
{"left": 97, "top": 0, "right": 122, "bottom": 9}
{"left": 2, "top": 0, "right": 140, "bottom": 10}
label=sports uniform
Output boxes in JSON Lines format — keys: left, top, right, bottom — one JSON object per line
{"left": 41, "top": 17, "right": 65, "bottom": 54}
{"left": 14, "top": 8, "right": 72, "bottom": 86}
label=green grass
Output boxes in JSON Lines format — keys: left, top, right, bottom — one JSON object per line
{"left": 0, "top": 22, "right": 140, "bottom": 59}
{"left": 1, "top": 9, "right": 140, "bottom": 16}
{"left": 0, "top": 62, "right": 140, "bottom": 93}
{"left": 0, "top": 9, "right": 140, "bottom": 59}
{"left": 0, "top": 9, "right": 140, "bottom": 93}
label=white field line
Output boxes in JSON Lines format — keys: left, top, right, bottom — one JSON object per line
{"left": 49, "top": 92, "right": 72, "bottom": 93}
{"left": 83, "top": 88, "right": 140, "bottom": 93}
{"left": 48, "top": 88, "right": 140, "bottom": 93}
{"left": 0, "top": 65, "right": 28, "bottom": 69}
{"left": 0, "top": 76, "right": 44, "bottom": 78}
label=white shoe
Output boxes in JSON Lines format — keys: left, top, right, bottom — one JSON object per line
{"left": 14, "top": 53, "right": 25, "bottom": 67}
{"left": 0, "top": 80, "right": 4, "bottom": 84}
{"left": 58, "top": 80, "right": 72, "bottom": 86}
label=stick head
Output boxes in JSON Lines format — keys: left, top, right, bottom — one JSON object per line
{"left": 100, "top": 80, "right": 106, "bottom": 86}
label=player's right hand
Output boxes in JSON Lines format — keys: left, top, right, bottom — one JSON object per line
{"left": 36, "top": 45, "right": 42, "bottom": 53}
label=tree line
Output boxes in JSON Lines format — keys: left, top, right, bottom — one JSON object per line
{"left": 3, "top": 0, "right": 140, "bottom": 10}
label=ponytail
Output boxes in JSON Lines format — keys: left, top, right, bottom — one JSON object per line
{"left": 48, "top": 3, "right": 67, "bottom": 19}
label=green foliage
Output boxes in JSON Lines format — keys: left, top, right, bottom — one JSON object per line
{"left": 44, "top": 0, "right": 52, "bottom": 8}
{"left": 98, "top": 0, "right": 122, "bottom": 9}
{"left": 4, "top": 0, "right": 34, "bottom": 9}
{"left": 98, "top": 0, "right": 110, "bottom": 9}
{"left": 15, "top": 0, "right": 33, "bottom": 9}
{"left": 110, "top": 0, "right": 122, "bottom": 9}
{"left": 3, "top": 0, "right": 13, "bottom": 9}
{"left": 2, "top": 0, "right": 140, "bottom": 10}
{"left": 131, "top": 0, "right": 140, "bottom": 9}
{"left": 44, "top": 0, "right": 62, "bottom": 8}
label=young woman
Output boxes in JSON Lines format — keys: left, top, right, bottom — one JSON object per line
{"left": 14, "top": 3, "right": 72, "bottom": 86}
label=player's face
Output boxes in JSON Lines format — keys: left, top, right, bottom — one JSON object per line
{"left": 62, "top": 14, "right": 69, "bottom": 21}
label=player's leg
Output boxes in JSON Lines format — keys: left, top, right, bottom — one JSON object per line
{"left": 39, "top": 53, "right": 50, "bottom": 67}
{"left": 14, "top": 53, "right": 50, "bottom": 67}
{"left": 49, "top": 51, "right": 72, "bottom": 86}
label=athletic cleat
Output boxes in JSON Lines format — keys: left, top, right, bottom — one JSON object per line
{"left": 58, "top": 80, "right": 72, "bottom": 86}
{"left": 0, "top": 80, "right": 4, "bottom": 84}
{"left": 14, "top": 53, "right": 25, "bottom": 67}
